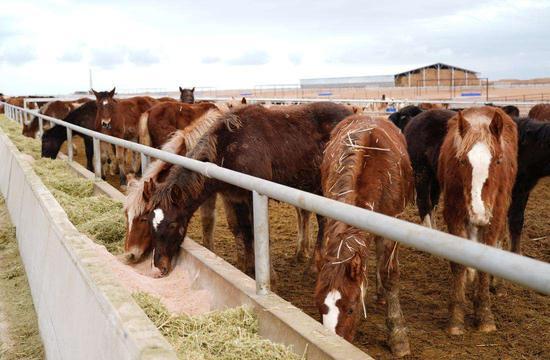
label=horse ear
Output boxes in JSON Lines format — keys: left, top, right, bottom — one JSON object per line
{"left": 490, "top": 110, "right": 504, "bottom": 139}
{"left": 457, "top": 111, "right": 469, "bottom": 138}
{"left": 179, "top": 86, "right": 183, "bottom": 93}
{"left": 346, "top": 252, "right": 363, "bottom": 282}
{"left": 91, "top": 89, "right": 99, "bottom": 98}
{"left": 109, "top": 87, "right": 116, "bottom": 97}
{"left": 191, "top": 87, "right": 195, "bottom": 92}
{"left": 143, "top": 180, "right": 156, "bottom": 202}
{"left": 241, "top": 97, "right": 247, "bottom": 104}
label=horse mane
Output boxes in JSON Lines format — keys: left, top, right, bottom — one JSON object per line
{"left": 150, "top": 110, "right": 242, "bottom": 210}
{"left": 450, "top": 109, "right": 496, "bottom": 158}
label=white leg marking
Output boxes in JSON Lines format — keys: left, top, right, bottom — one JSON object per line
{"left": 467, "top": 142, "right": 492, "bottom": 225}
{"left": 467, "top": 225, "right": 479, "bottom": 282}
{"left": 323, "top": 290, "right": 341, "bottom": 334}
{"left": 152, "top": 209, "right": 164, "bottom": 231}
{"left": 422, "top": 214, "right": 432, "bottom": 228}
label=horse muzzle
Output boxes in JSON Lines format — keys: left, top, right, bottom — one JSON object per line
{"left": 101, "top": 120, "right": 112, "bottom": 130}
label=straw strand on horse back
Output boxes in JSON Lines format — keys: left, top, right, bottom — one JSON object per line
{"left": 147, "top": 102, "right": 353, "bottom": 277}
{"left": 315, "top": 115, "right": 413, "bottom": 357}
{"left": 124, "top": 105, "right": 230, "bottom": 263}
{"left": 438, "top": 107, "right": 518, "bottom": 335}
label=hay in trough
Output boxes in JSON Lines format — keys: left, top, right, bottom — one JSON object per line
{"left": 133, "top": 292, "right": 302, "bottom": 360}
{"left": 0, "top": 117, "right": 125, "bottom": 253}
{"left": 0, "top": 195, "right": 44, "bottom": 359}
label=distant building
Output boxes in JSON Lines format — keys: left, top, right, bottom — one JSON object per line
{"left": 300, "top": 63, "right": 480, "bottom": 88}
{"left": 394, "top": 63, "right": 480, "bottom": 87}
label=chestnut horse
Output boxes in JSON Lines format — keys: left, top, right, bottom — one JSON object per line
{"left": 528, "top": 103, "right": 550, "bottom": 121}
{"left": 438, "top": 107, "right": 517, "bottom": 335}
{"left": 315, "top": 115, "right": 413, "bottom": 357}
{"left": 138, "top": 102, "right": 219, "bottom": 148}
{"left": 92, "top": 88, "right": 158, "bottom": 185}
{"left": 23, "top": 98, "right": 89, "bottom": 138}
{"left": 147, "top": 102, "right": 353, "bottom": 276}
{"left": 123, "top": 105, "right": 226, "bottom": 262}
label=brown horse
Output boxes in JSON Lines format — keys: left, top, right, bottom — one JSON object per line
{"left": 438, "top": 107, "right": 517, "bottom": 335}
{"left": 124, "top": 106, "right": 227, "bottom": 262}
{"left": 92, "top": 88, "right": 158, "bottom": 185}
{"left": 315, "top": 115, "right": 413, "bottom": 357}
{"left": 138, "top": 102, "right": 219, "bottom": 148}
{"left": 528, "top": 103, "right": 550, "bottom": 121}
{"left": 23, "top": 98, "right": 90, "bottom": 138}
{"left": 147, "top": 102, "right": 352, "bottom": 276}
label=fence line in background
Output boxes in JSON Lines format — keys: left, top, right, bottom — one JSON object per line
{"left": 2, "top": 101, "right": 550, "bottom": 296}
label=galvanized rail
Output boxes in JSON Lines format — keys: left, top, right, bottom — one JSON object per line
{"left": 2, "top": 101, "right": 550, "bottom": 296}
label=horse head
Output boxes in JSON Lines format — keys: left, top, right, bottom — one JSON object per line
{"left": 92, "top": 87, "right": 116, "bottom": 130}
{"left": 452, "top": 108, "right": 507, "bottom": 227}
{"left": 179, "top": 86, "right": 195, "bottom": 104}
{"left": 315, "top": 249, "right": 366, "bottom": 341}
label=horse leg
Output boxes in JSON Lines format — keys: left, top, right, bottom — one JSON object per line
{"left": 200, "top": 194, "right": 216, "bottom": 251}
{"left": 415, "top": 169, "right": 434, "bottom": 228}
{"left": 376, "top": 236, "right": 410, "bottom": 357}
{"left": 308, "top": 214, "right": 325, "bottom": 275}
{"left": 448, "top": 260, "right": 467, "bottom": 335}
{"left": 222, "top": 196, "right": 254, "bottom": 275}
{"left": 294, "top": 207, "right": 311, "bottom": 261}
{"left": 508, "top": 182, "right": 533, "bottom": 255}
{"left": 428, "top": 179, "right": 440, "bottom": 228}
{"left": 474, "top": 229, "right": 498, "bottom": 332}
{"left": 375, "top": 236, "right": 386, "bottom": 304}
{"left": 83, "top": 135, "right": 94, "bottom": 172}
{"left": 116, "top": 145, "right": 127, "bottom": 187}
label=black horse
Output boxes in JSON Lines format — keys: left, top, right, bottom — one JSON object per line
{"left": 508, "top": 117, "right": 550, "bottom": 254}
{"left": 403, "top": 109, "right": 455, "bottom": 227}
{"left": 388, "top": 105, "right": 423, "bottom": 131}
{"left": 41, "top": 101, "right": 97, "bottom": 171}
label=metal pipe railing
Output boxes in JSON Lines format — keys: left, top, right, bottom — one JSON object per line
{"left": 2, "top": 101, "right": 550, "bottom": 296}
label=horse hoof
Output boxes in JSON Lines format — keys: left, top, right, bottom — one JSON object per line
{"left": 478, "top": 322, "right": 496, "bottom": 333}
{"left": 391, "top": 342, "right": 411, "bottom": 358}
{"left": 448, "top": 325, "right": 465, "bottom": 336}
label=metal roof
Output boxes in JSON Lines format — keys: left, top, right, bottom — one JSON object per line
{"left": 394, "top": 62, "right": 478, "bottom": 76}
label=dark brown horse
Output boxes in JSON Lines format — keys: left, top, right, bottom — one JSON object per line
{"left": 179, "top": 87, "right": 195, "bottom": 104}
{"left": 528, "top": 103, "right": 550, "bottom": 121}
{"left": 508, "top": 117, "right": 550, "bottom": 254}
{"left": 147, "top": 102, "right": 352, "bottom": 276}
{"left": 315, "top": 115, "right": 413, "bottom": 357}
{"left": 124, "top": 107, "right": 226, "bottom": 263}
{"left": 138, "top": 102, "right": 219, "bottom": 148}
{"left": 23, "top": 98, "right": 89, "bottom": 138}
{"left": 438, "top": 107, "right": 517, "bottom": 335}
{"left": 92, "top": 88, "right": 158, "bottom": 185}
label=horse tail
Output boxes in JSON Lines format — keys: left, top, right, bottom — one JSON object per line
{"left": 138, "top": 111, "right": 151, "bottom": 147}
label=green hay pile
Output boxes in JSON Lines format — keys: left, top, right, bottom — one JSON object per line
{"left": 133, "top": 293, "right": 302, "bottom": 360}
{"left": 0, "top": 117, "right": 125, "bottom": 253}
{"left": 0, "top": 195, "right": 44, "bottom": 359}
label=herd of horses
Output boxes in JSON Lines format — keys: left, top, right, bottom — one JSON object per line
{"left": 2, "top": 90, "right": 550, "bottom": 357}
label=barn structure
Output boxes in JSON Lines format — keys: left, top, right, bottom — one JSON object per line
{"left": 299, "top": 63, "right": 480, "bottom": 88}
{"left": 394, "top": 62, "right": 479, "bottom": 87}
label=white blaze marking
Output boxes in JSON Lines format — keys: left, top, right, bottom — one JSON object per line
{"left": 467, "top": 142, "right": 492, "bottom": 224}
{"left": 127, "top": 208, "right": 135, "bottom": 231}
{"left": 152, "top": 209, "right": 164, "bottom": 231}
{"left": 323, "top": 290, "right": 341, "bottom": 334}
{"left": 102, "top": 99, "right": 109, "bottom": 105}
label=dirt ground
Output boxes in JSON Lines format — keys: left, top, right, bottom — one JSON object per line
{"left": 66, "top": 130, "right": 549, "bottom": 359}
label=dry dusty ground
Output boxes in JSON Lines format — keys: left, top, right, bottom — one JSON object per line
{"left": 65, "top": 128, "right": 549, "bottom": 359}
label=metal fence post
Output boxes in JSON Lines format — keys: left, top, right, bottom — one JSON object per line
{"left": 253, "top": 190, "right": 270, "bottom": 295}
{"left": 93, "top": 138, "right": 102, "bottom": 178}
{"left": 140, "top": 153, "right": 149, "bottom": 173}
{"left": 66, "top": 128, "right": 73, "bottom": 161}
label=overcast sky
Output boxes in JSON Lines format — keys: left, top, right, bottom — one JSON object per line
{"left": 1, "top": 0, "right": 549, "bottom": 95}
